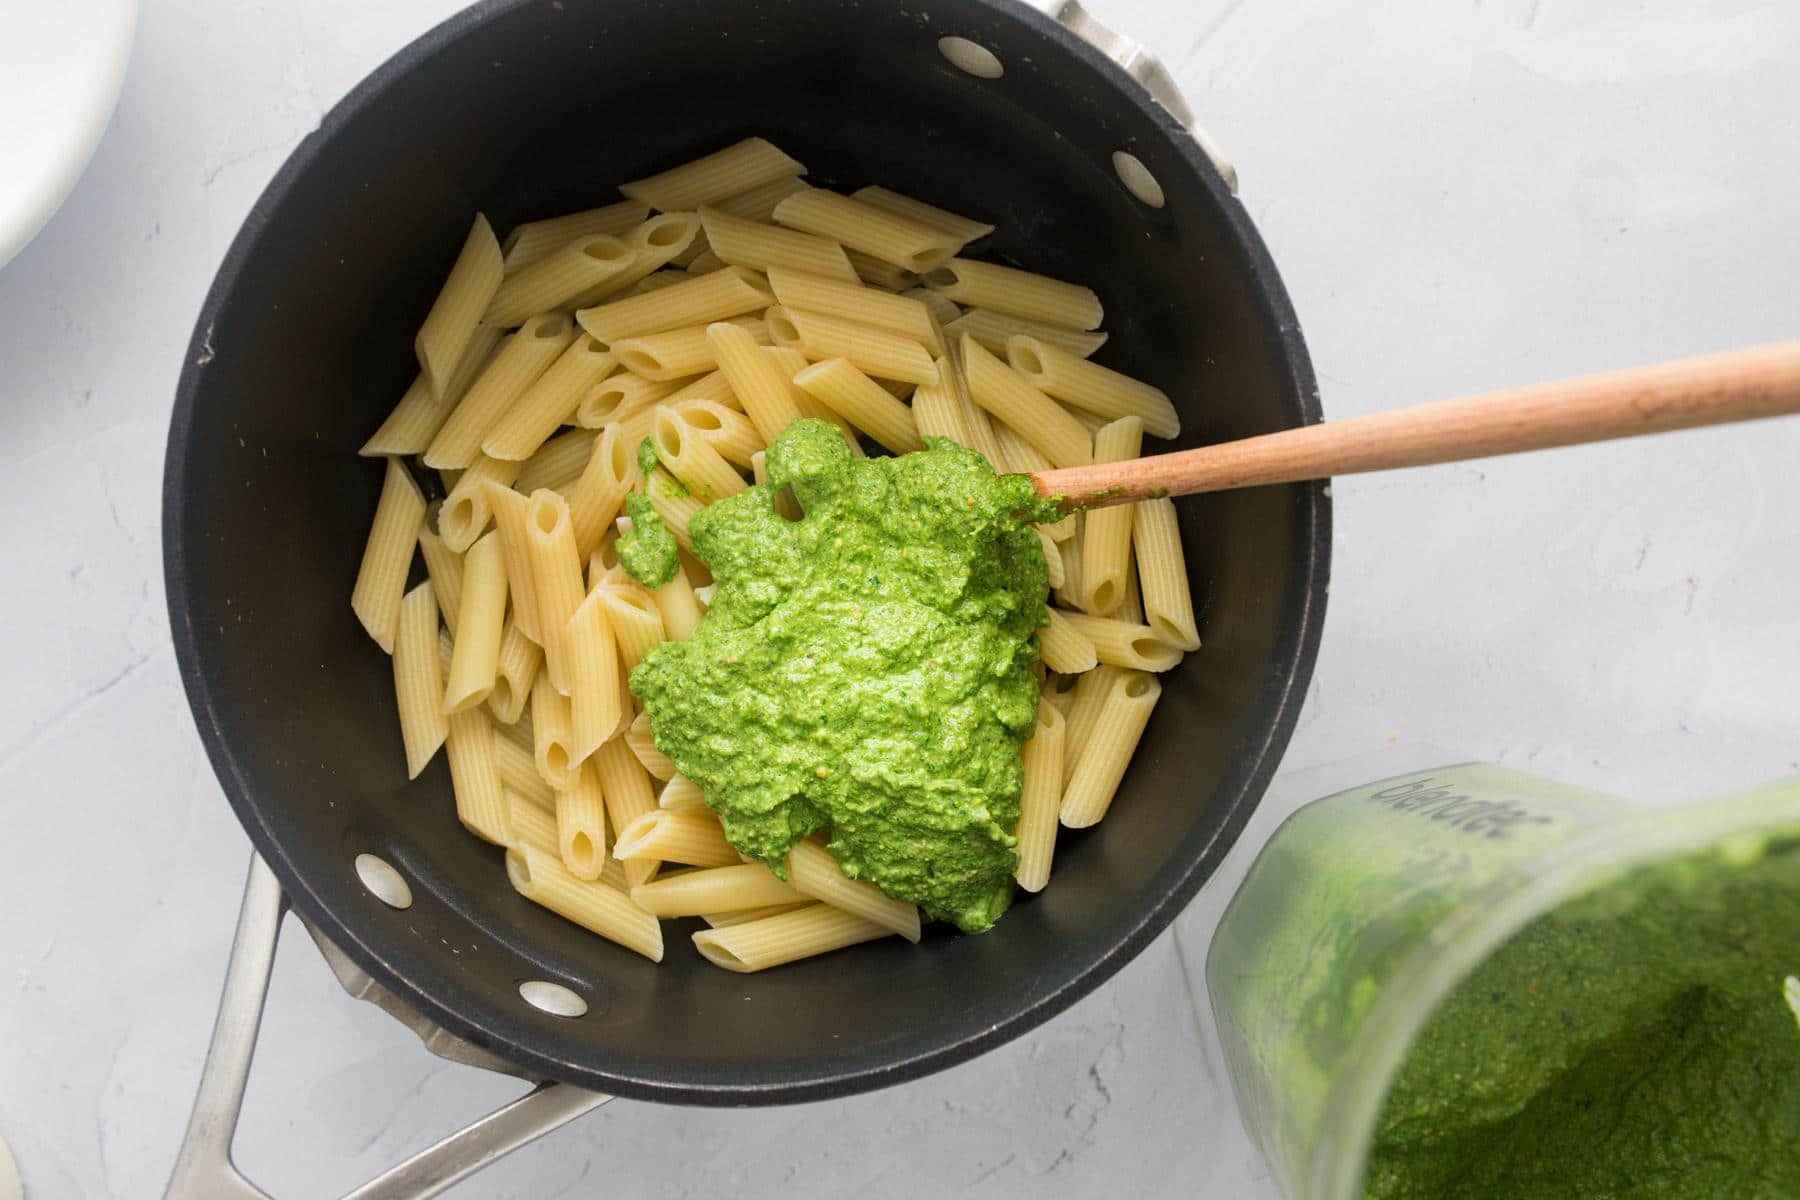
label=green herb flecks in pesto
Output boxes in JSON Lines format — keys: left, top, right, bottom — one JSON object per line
{"left": 636, "top": 436, "right": 660, "bottom": 477}
{"left": 630, "top": 420, "right": 1049, "bottom": 932}
{"left": 618, "top": 492, "right": 679, "bottom": 589}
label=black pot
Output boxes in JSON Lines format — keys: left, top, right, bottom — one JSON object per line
{"left": 164, "top": 0, "right": 1327, "bottom": 1105}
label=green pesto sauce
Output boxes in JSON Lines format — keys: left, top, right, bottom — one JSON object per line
{"left": 618, "top": 492, "right": 678, "bottom": 589}
{"left": 636, "top": 436, "right": 660, "bottom": 477}
{"left": 629, "top": 420, "right": 1050, "bottom": 932}
{"left": 1366, "top": 833, "right": 1800, "bottom": 1199}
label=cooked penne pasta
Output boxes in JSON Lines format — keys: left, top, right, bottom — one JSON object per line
{"left": 1039, "top": 607, "right": 1099, "bottom": 674}
{"left": 645, "top": 473, "right": 704, "bottom": 552}
{"left": 392, "top": 582, "right": 448, "bottom": 778}
{"left": 1117, "top": 558, "right": 1144, "bottom": 624}
{"left": 1038, "top": 527, "right": 1066, "bottom": 591}
{"left": 1015, "top": 700, "right": 1066, "bottom": 891}
{"left": 1078, "top": 416, "right": 1143, "bottom": 615}
{"left": 482, "top": 334, "right": 617, "bottom": 460}
{"left": 1133, "top": 497, "right": 1200, "bottom": 651}
{"left": 765, "top": 306, "right": 939, "bottom": 386}
{"left": 612, "top": 315, "right": 768, "bottom": 381}
{"left": 1062, "top": 664, "right": 1121, "bottom": 774}
{"left": 630, "top": 862, "right": 803, "bottom": 917}
{"left": 699, "top": 207, "right": 859, "bottom": 283}
{"left": 766, "top": 267, "right": 943, "bottom": 352}
{"left": 576, "top": 266, "right": 773, "bottom": 344}
{"left": 1060, "top": 670, "right": 1161, "bottom": 827}
{"left": 445, "top": 703, "right": 511, "bottom": 845}
{"left": 650, "top": 408, "right": 748, "bottom": 501}
{"left": 614, "top": 809, "right": 741, "bottom": 867}
{"left": 709, "top": 174, "right": 810, "bottom": 222}
{"left": 443, "top": 532, "right": 508, "bottom": 713}
{"left": 648, "top": 564, "right": 704, "bottom": 639}
{"left": 424, "top": 313, "right": 574, "bottom": 468}
{"left": 990, "top": 423, "right": 1076, "bottom": 541}
{"left": 485, "top": 616, "right": 541, "bottom": 724}
{"left": 664, "top": 369, "right": 740, "bottom": 411}
{"left": 626, "top": 709, "right": 677, "bottom": 781}
{"left": 708, "top": 321, "right": 805, "bottom": 443}
{"left": 566, "top": 213, "right": 704, "bottom": 309}
{"left": 483, "top": 482, "right": 542, "bottom": 643}
{"left": 350, "top": 457, "right": 425, "bottom": 653}
{"left": 792, "top": 357, "right": 923, "bottom": 454}
{"left": 494, "top": 705, "right": 534, "bottom": 752}
{"left": 941, "top": 308, "right": 1108, "bottom": 360}
{"left": 530, "top": 672, "right": 580, "bottom": 790}
{"left": 506, "top": 788, "right": 558, "bottom": 849}
{"left": 439, "top": 454, "right": 522, "bottom": 552}
{"left": 575, "top": 371, "right": 689, "bottom": 428}
{"left": 506, "top": 843, "right": 663, "bottom": 962}
{"left": 417, "top": 519, "right": 464, "bottom": 634}
{"left": 361, "top": 323, "right": 506, "bottom": 456}
{"left": 909, "top": 370, "right": 964, "bottom": 443}
{"left": 554, "top": 761, "right": 607, "bottom": 881}
{"left": 501, "top": 199, "right": 650, "bottom": 272}
{"left": 905, "top": 285, "right": 962, "bottom": 329}
{"left": 850, "top": 186, "right": 995, "bottom": 242}
{"left": 494, "top": 726, "right": 553, "bottom": 807}
{"left": 620, "top": 136, "right": 805, "bottom": 213}
{"left": 486, "top": 234, "right": 632, "bottom": 326}
{"left": 524, "top": 489, "right": 586, "bottom": 693}
{"left": 416, "top": 214, "right": 504, "bottom": 400}
{"left": 960, "top": 335, "right": 1092, "bottom": 468}
{"left": 684, "top": 249, "right": 727, "bottom": 275}
{"left": 1054, "top": 514, "right": 1085, "bottom": 609}
{"left": 923, "top": 259, "right": 1102, "bottom": 330}
{"left": 513, "top": 427, "right": 596, "bottom": 494}
{"left": 1052, "top": 610, "right": 1183, "bottom": 672}
{"left": 700, "top": 902, "right": 813, "bottom": 928}
{"left": 596, "top": 581, "right": 666, "bottom": 671}
{"left": 668, "top": 398, "right": 760, "bottom": 467}
{"left": 1006, "top": 335, "right": 1179, "bottom": 439}
{"left": 564, "top": 588, "right": 623, "bottom": 762}
{"left": 843, "top": 248, "right": 915, "bottom": 291}
{"left": 692, "top": 904, "right": 892, "bottom": 973}
{"left": 631, "top": 267, "right": 697, "bottom": 294}
{"left": 773, "top": 189, "right": 961, "bottom": 272}
{"left": 565, "top": 426, "right": 639, "bottom": 559}
{"left": 593, "top": 737, "right": 660, "bottom": 888}
{"left": 657, "top": 773, "right": 707, "bottom": 811}
{"left": 786, "top": 840, "right": 922, "bottom": 942}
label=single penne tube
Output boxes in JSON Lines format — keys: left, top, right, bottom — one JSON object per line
{"left": 361, "top": 323, "right": 506, "bottom": 456}
{"left": 631, "top": 266, "right": 697, "bottom": 293}
{"left": 564, "top": 588, "right": 623, "bottom": 763}
{"left": 765, "top": 306, "right": 939, "bottom": 386}
{"left": 626, "top": 709, "right": 677, "bottom": 781}
{"left": 554, "top": 761, "right": 607, "bottom": 881}
{"left": 417, "top": 518, "right": 464, "bottom": 635}
{"left": 445, "top": 703, "right": 511, "bottom": 845}
{"left": 648, "top": 563, "right": 703, "bottom": 639}
{"left": 668, "top": 398, "right": 761, "bottom": 467}
{"left": 959, "top": 335, "right": 1092, "bottom": 468}
{"left": 942, "top": 308, "right": 1108, "bottom": 360}
{"left": 485, "top": 616, "right": 541, "bottom": 725}
{"left": 416, "top": 214, "right": 504, "bottom": 399}
{"left": 699, "top": 207, "right": 859, "bottom": 284}
{"left": 501, "top": 199, "right": 650, "bottom": 272}
{"left": 443, "top": 532, "right": 508, "bottom": 713}
{"left": 786, "top": 841, "right": 922, "bottom": 942}
{"left": 647, "top": 471, "right": 704, "bottom": 551}
{"left": 700, "top": 902, "right": 812, "bottom": 928}
{"left": 921, "top": 350, "right": 1008, "bottom": 468}
{"left": 612, "top": 315, "right": 768, "bottom": 381}
{"left": 1061, "top": 670, "right": 1161, "bottom": 827}
{"left": 629, "top": 862, "right": 802, "bottom": 918}
{"left": 439, "top": 454, "right": 522, "bottom": 552}
{"left": 482, "top": 334, "right": 617, "bottom": 460}
{"left": 506, "top": 843, "right": 664, "bottom": 962}
{"left": 494, "top": 726, "right": 554, "bottom": 808}
{"left": 686, "top": 250, "right": 729, "bottom": 276}
{"left": 792, "top": 359, "right": 921, "bottom": 453}
{"left": 351, "top": 457, "right": 426, "bottom": 653}
{"left": 513, "top": 427, "right": 596, "bottom": 494}
{"left": 844, "top": 248, "right": 915, "bottom": 292}
{"left": 425, "top": 313, "right": 574, "bottom": 468}
{"left": 596, "top": 582, "right": 666, "bottom": 671}
{"left": 708, "top": 321, "right": 804, "bottom": 443}
{"left": 651, "top": 408, "right": 749, "bottom": 501}
{"left": 665, "top": 368, "right": 740, "bottom": 410}
{"left": 593, "top": 737, "right": 660, "bottom": 888}
{"left": 577, "top": 372, "right": 691, "bottom": 428}
{"left": 1132, "top": 497, "right": 1200, "bottom": 651}
{"left": 657, "top": 773, "right": 706, "bottom": 811}
{"left": 565, "top": 426, "right": 639, "bottom": 560}
{"left": 1117, "top": 558, "right": 1144, "bottom": 624}
{"left": 506, "top": 788, "right": 559, "bottom": 850}
{"left": 1052, "top": 610, "right": 1183, "bottom": 672}
{"left": 767, "top": 266, "right": 942, "bottom": 353}
{"left": 1062, "top": 664, "right": 1120, "bottom": 774}
{"left": 1055, "top": 515, "right": 1086, "bottom": 609}
{"left": 485, "top": 234, "right": 633, "bottom": 326}
{"left": 850, "top": 186, "right": 995, "bottom": 242}
{"left": 524, "top": 489, "right": 586, "bottom": 693}
{"left": 772, "top": 189, "right": 961, "bottom": 272}
{"left": 392, "top": 582, "right": 448, "bottom": 778}
{"left": 709, "top": 174, "right": 809, "bottom": 222}
{"left": 1015, "top": 700, "right": 1067, "bottom": 891}
{"left": 1038, "top": 527, "right": 1067, "bottom": 591}
{"left": 1006, "top": 335, "right": 1179, "bottom": 439}
{"left": 620, "top": 136, "right": 805, "bottom": 213}
{"left": 565, "top": 213, "right": 704, "bottom": 309}
{"left": 692, "top": 904, "right": 891, "bottom": 972}
{"left": 613, "top": 809, "right": 741, "bottom": 867}
{"left": 1067, "top": 406, "right": 1110, "bottom": 434}
{"left": 1039, "top": 607, "right": 1099, "bottom": 674}
{"left": 922, "top": 259, "right": 1103, "bottom": 330}
{"left": 483, "top": 482, "right": 542, "bottom": 643}
{"left": 905, "top": 285, "right": 962, "bottom": 329}
{"left": 909, "top": 370, "right": 963, "bottom": 444}
{"left": 530, "top": 672, "right": 581, "bottom": 791}
{"left": 576, "top": 265, "right": 773, "bottom": 344}
{"left": 991, "top": 423, "right": 1076, "bottom": 541}
{"left": 1078, "top": 416, "right": 1144, "bottom": 615}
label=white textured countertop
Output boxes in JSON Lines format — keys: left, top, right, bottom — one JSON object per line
{"left": 2, "top": 1, "right": 1797, "bottom": 1195}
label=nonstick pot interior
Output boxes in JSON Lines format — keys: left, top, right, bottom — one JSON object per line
{"left": 164, "top": 0, "right": 1326, "bottom": 1102}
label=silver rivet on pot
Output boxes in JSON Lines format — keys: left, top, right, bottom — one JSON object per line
{"left": 519, "top": 980, "right": 589, "bottom": 1018}
{"left": 938, "top": 36, "right": 1003, "bottom": 79}
{"left": 354, "top": 852, "right": 414, "bottom": 909}
{"left": 1112, "top": 151, "right": 1165, "bottom": 208}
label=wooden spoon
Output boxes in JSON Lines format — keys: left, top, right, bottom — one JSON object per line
{"left": 1028, "top": 341, "right": 1800, "bottom": 512}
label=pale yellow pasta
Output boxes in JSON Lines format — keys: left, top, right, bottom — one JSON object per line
{"left": 1060, "top": 670, "right": 1161, "bottom": 827}
{"left": 554, "top": 761, "right": 607, "bottom": 881}
{"left": 922, "top": 259, "right": 1102, "bottom": 330}
{"left": 439, "top": 454, "right": 522, "bottom": 552}
{"left": 657, "top": 773, "right": 706, "bottom": 811}
{"left": 764, "top": 306, "right": 939, "bottom": 386}
{"left": 648, "top": 564, "right": 704, "bottom": 639}
{"left": 446, "top": 703, "right": 511, "bottom": 845}
{"left": 482, "top": 334, "right": 617, "bottom": 460}
{"left": 392, "top": 582, "right": 448, "bottom": 778}
{"left": 595, "top": 582, "right": 666, "bottom": 671}
{"left": 1015, "top": 700, "right": 1066, "bottom": 891}
{"left": 1006, "top": 335, "right": 1178, "bottom": 439}
{"left": 566, "top": 213, "right": 704, "bottom": 308}
{"left": 493, "top": 726, "right": 553, "bottom": 807}
{"left": 786, "top": 840, "right": 922, "bottom": 942}
{"left": 1054, "top": 514, "right": 1085, "bottom": 609}
{"left": 1039, "top": 607, "right": 1099, "bottom": 674}
{"left": 576, "top": 266, "right": 773, "bottom": 344}
{"left": 646, "top": 473, "right": 703, "bottom": 552}
{"left": 941, "top": 308, "right": 1108, "bottom": 360}
{"left": 710, "top": 174, "right": 810, "bottom": 222}
{"left": 565, "top": 426, "right": 639, "bottom": 559}
{"left": 650, "top": 408, "right": 749, "bottom": 500}
{"left": 1078, "top": 416, "right": 1143, "bottom": 615}
{"left": 612, "top": 315, "right": 768, "bottom": 381}
{"left": 844, "top": 248, "right": 915, "bottom": 291}
{"left": 1052, "top": 610, "right": 1183, "bottom": 672}
{"left": 577, "top": 373, "right": 690, "bottom": 429}
{"left": 1062, "top": 664, "right": 1121, "bottom": 774}
{"left": 629, "top": 862, "right": 803, "bottom": 918}
{"left": 351, "top": 457, "right": 425, "bottom": 653}
{"left": 524, "top": 489, "right": 585, "bottom": 692}
{"left": 620, "top": 136, "right": 805, "bottom": 213}
{"left": 1037, "top": 527, "right": 1066, "bottom": 591}
{"left": 630, "top": 267, "right": 697, "bottom": 294}
{"left": 959, "top": 335, "right": 1092, "bottom": 468}
{"left": 506, "top": 843, "right": 664, "bottom": 962}
{"left": 486, "top": 234, "right": 632, "bottom": 326}
{"left": 625, "top": 709, "right": 677, "bottom": 781}
{"left": 1067, "top": 407, "right": 1110, "bottom": 435}
{"left": 593, "top": 737, "right": 659, "bottom": 888}
{"left": 927, "top": 350, "right": 1009, "bottom": 468}
{"left": 792, "top": 358, "right": 922, "bottom": 454}
{"left": 501, "top": 199, "right": 650, "bottom": 271}
{"left": 905, "top": 285, "right": 962, "bottom": 329}
{"left": 416, "top": 214, "right": 504, "bottom": 400}
{"left": 766, "top": 266, "right": 943, "bottom": 353}
{"left": 692, "top": 905, "right": 892, "bottom": 973}
{"left": 1117, "top": 558, "right": 1145, "bottom": 624}
{"left": 707, "top": 321, "right": 802, "bottom": 443}
{"left": 564, "top": 588, "right": 623, "bottom": 763}
{"left": 909, "top": 371, "right": 964, "bottom": 443}
{"left": 698, "top": 207, "right": 859, "bottom": 283}
{"left": 850, "top": 186, "right": 995, "bottom": 242}
{"left": 1130, "top": 501, "right": 1198, "bottom": 654}
{"left": 495, "top": 705, "right": 534, "bottom": 751}
{"left": 990, "top": 423, "right": 1076, "bottom": 541}
{"left": 700, "top": 902, "right": 812, "bottom": 928}
{"left": 485, "top": 616, "right": 541, "bottom": 724}
{"left": 417, "top": 519, "right": 464, "bottom": 634}
{"left": 772, "top": 189, "right": 960, "bottom": 272}
{"left": 481, "top": 482, "right": 541, "bottom": 643}
{"left": 665, "top": 369, "right": 740, "bottom": 410}
{"left": 443, "top": 532, "right": 508, "bottom": 713}
{"left": 669, "top": 399, "right": 760, "bottom": 467}
{"left": 513, "top": 427, "right": 596, "bottom": 494}
{"left": 684, "top": 249, "right": 727, "bottom": 275}
{"left": 506, "top": 788, "right": 557, "bottom": 850}
{"left": 530, "top": 672, "right": 580, "bottom": 791}
{"left": 361, "top": 323, "right": 505, "bottom": 455}
{"left": 425, "top": 313, "right": 574, "bottom": 468}
{"left": 613, "top": 809, "right": 741, "bottom": 867}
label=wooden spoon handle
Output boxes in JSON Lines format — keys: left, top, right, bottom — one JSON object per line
{"left": 1029, "top": 341, "right": 1800, "bottom": 511}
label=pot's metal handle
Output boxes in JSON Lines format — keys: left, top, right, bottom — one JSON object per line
{"left": 165, "top": 855, "right": 612, "bottom": 1200}
{"left": 1031, "top": 0, "right": 1238, "bottom": 192}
